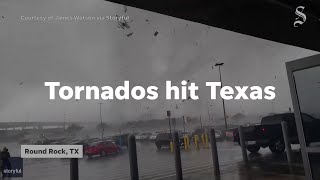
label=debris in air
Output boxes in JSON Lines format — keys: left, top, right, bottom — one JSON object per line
{"left": 182, "top": 96, "right": 192, "bottom": 102}
{"left": 19, "top": 82, "right": 23, "bottom": 85}
{"left": 2, "top": 16, "right": 4, "bottom": 19}
{"left": 126, "top": 32, "right": 133, "bottom": 37}
{"left": 123, "top": 6, "right": 127, "bottom": 13}
{"left": 116, "top": 15, "right": 132, "bottom": 30}
{"left": 154, "top": 31, "right": 159, "bottom": 36}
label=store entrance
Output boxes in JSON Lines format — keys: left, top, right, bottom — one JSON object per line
{"left": 286, "top": 54, "right": 320, "bottom": 180}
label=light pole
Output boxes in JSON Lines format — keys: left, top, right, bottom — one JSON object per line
{"left": 98, "top": 102, "right": 104, "bottom": 140}
{"left": 199, "top": 115, "right": 203, "bottom": 130}
{"left": 182, "top": 116, "right": 186, "bottom": 133}
{"left": 167, "top": 111, "right": 172, "bottom": 134}
{"left": 214, "top": 63, "right": 228, "bottom": 131}
{"left": 63, "top": 112, "right": 66, "bottom": 132}
{"left": 173, "top": 118, "right": 176, "bottom": 132}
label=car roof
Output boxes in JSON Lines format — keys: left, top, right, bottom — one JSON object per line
{"left": 90, "top": 140, "right": 114, "bottom": 145}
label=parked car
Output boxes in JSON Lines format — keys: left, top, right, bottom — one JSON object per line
{"left": 215, "top": 130, "right": 222, "bottom": 140}
{"left": 149, "top": 132, "right": 159, "bottom": 141}
{"left": 192, "top": 127, "right": 222, "bottom": 141}
{"left": 136, "top": 133, "right": 152, "bottom": 141}
{"left": 112, "top": 134, "right": 129, "bottom": 147}
{"left": 233, "top": 113, "right": 320, "bottom": 153}
{"left": 155, "top": 133, "right": 183, "bottom": 150}
{"left": 84, "top": 140, "right": 120, "bottom": 158}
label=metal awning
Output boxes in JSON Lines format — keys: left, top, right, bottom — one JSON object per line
{"left": 105, "top": 0, "right": 320, "bottom": 51}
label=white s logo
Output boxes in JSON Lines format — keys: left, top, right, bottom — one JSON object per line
{"left": 294, "top": 6, "right": 307, "bottom": 27}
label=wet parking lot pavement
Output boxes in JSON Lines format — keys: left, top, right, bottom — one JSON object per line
{"left": 4, "top": 141, "right": 305, "bottom": 180}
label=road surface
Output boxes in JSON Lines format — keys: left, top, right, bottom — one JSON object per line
{"left": 5, "top": 141, "right": 275, "bottom": 180}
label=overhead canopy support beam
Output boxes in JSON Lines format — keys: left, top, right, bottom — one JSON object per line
{"left": 106, "top": 0, "right": 320, "bottom": 51}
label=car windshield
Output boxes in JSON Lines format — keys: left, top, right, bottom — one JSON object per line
{"left": 301, "top": 113, "right": 316, "bottom": 123}
{"left": 157, "top": 133, "right": 171, "bottom": 139}
{"left": 261, "top": 115, "right": 285, "bottom": 125}
{"left": 90, "top": 141, "right": 102, "bottom": 146}
{"left": 261, "top": 113, "right": 316, "bottom": 125}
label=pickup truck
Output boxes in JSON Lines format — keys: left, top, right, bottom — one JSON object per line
{"left": 233, "top": 113, "right": 320, "bottom": 153}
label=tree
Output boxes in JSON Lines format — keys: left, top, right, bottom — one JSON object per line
{"left": 96, "top": 123, "right": 110, "bottom": 131}
{"left": 66, "top": 124, "right": 83, "bottom": 133}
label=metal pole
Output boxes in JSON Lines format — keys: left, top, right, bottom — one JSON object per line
{"left": 173, "top": 132, "right": 183, "bottom": 180}
{"left": 200, "top": 115, "right": 203, "bottom": 130}
{"left": 99, "top": 103, "right": 104, "bottom": 140}
{"left": 169, "top": 116, "right": 172, "bottom": 134}
{"left": 119, "top": 129, "right": 122, "bottom": 146}
{"left": 218, "top": 66, "right": 228, "bottom": 131}
{"left": 239, "top": 126, "right": 248, "bottom": 163}
{"left": 281, "top": 121, "right": 292, "bottom": 164}
{"left": 207, "top": 103, "right": 211, "bottom": 122}
{"left": 70, "top": 158, "right": 79, "bottom": 180}
{"left": 128, "top": 135, "right": 139, "bottom": 180}
{"left": 182, "top": 116, "right": 186, "bottom": 133}
{"left": 64, "top": 112, "right": 66, "bottom": 132}
{"left": 209, "top": 129, "right": 220, "bottom": 175}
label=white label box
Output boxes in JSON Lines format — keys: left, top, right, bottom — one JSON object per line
{"left": 21, "top": 145, "right": 83, "bottom": 158}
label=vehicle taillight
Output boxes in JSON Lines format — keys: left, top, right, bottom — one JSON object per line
{"left": 261, "top": 128, "right": 266, "bottom": 133}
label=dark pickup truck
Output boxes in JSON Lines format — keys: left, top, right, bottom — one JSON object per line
{"left": 233, "top": 113, "right": 320, "bottom": 153}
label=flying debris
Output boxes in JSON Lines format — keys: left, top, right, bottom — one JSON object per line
{"left": 123, "top": 6, "right": 127, "bottom": 13}
{"left": 145, "top": 19, "right": 150, "bottom": 25}
{"left": 154, "top": 31, "right": 159, "bottom": 36}
{"left": 19, "top": 82, "right": 23, "bottom": 85}
{"left": 182, "top": 96, "right": 192, "bottom": 102}
{"left": 117, "top": 21, "right": 130, "bottom": 29}
{"left": 205, "top": 25, "right": 211, "bottom": 34}
{"left": 116, "top": 15, "right": 132, "bottom": 29}
{"left": 126, "top": 32, "right": 134, "bottom": 37}
{"left": 2, "top": 16, "right": 4, "bottom": 19}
